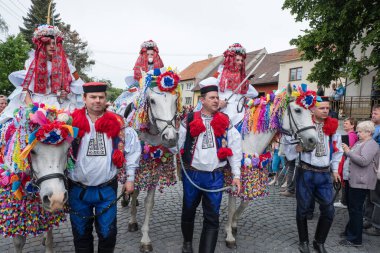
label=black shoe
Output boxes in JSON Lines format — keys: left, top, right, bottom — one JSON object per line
{"left": 339, "top": 239, "right": 362, "bottom": 247}
{"left": 98, "top": 247, "right": 114, "bottom": 253}
{"left": 298, "top": 241, "right": 310, "bottom": 253}
{"left": 312, "top": 240, "right": 327, "bottom": 253}
{"left": 198, "top": 228, "right": 218, "bottom": 253}
{"left": 182, "top": 241, "right": 193, "bottom": 253}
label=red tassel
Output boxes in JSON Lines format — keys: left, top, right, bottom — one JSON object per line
{"left": 217, "top": 147, "right": 233, "bottom": 160}
{"left": 210, "top": 112, "right": 229, "bottom": 137}
{"left": 112, "top": 149, "right": 126, "bottom": 168}
{"left": 189, "top": 118, "right": 206, "bottom": 137}
{"left": 323, "top": 117, "right": 338, "bottom": 136}
{"left": 95, "top": 112, "right": 121, "bottom": 138}
{"left": 72, "top": 108, "right": 90, "bottom": 138}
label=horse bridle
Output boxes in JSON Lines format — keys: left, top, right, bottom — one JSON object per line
{"left": 146, "top": 90, "right": 179, "bottom": 135}
{"left": 281, "top": 101, "right": 316, "bottom": 143}
{"left": 28, "top": 157, "right": 68, "bottom": 189}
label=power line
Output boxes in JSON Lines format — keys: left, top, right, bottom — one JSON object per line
{"left": 7, "top": 0, "right": 28, "bottom": 16}
{"left": 15, "top": 0, "right": 29, "bottom": 12}
{"left": 0, "top": 1, "right": 23, "bottom": 23}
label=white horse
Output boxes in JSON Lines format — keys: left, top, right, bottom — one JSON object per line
{"left": 224, "top": 84, "right": 318, "bottom": 248}
{"left": 0, "top": 106, "right": 74, "bottom": 253}
{"left": 120, "top": 71, "right": 180, "bottom": 252}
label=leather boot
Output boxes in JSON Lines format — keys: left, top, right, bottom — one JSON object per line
{"left": 181, "top": 221, "right": 194, "bottom": 253}
{"left": 198, "top": 228, "right": 219, "bottom": 253}
{"left": 296, "top": 218, "right": 310, "bottom": 253}
{"left": 98, "top": 247, "right": 114, "bottom": 253}
{"left": 313, "top": 217, "right": 332, "bottom": 253}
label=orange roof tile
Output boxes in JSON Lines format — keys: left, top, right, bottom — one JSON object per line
{"left": 179, "top": 57, "right": 218, "bottom": 81}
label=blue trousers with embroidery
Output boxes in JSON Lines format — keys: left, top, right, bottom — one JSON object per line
{"left": 296, "top": 169, "right": 335, "bottom": 222}
{"left": 181, "top": 169, "right": 224, "bottom": 230}
{"left": 68, "top": 179, "right": 117, "bottom": 252}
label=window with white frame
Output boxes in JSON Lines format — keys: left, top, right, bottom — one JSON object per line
{"left": 186, "top": 83, "right": 193, "bottom": 90}
{"left": 185, "top": 97, "right": 192, "bottom": 104}
{"left": 289, "top": 67, "right": 302, "bottom": 81}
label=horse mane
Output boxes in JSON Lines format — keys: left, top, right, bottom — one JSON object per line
{"left": 241, "top": 90, "right": 289, "bottom": 135}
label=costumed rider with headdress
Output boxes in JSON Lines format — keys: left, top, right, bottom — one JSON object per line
{"left": 0, "top": 24, "right": 84, "bottom": 124}
{"left": 178, "top": 77, "right": 242, "bottom": 253}
{"left": 113, "top": 40, "right": 164, "bottom": 116}
{"left": 291, "top": 96, "right": 343, "bottom": 253}
{"left": 216, "top": 43, "right": 259, "bottom": 126}
{"left": 67, "top": 82, "right": 141, "bottom": 253}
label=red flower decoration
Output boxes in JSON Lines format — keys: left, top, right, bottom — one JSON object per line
{"left": 189, "top": 118, "right": 206, "bottom": 137}
{"left": 35, "top": 121, "right": 68, "bottom": 144}
{"left": 295, "top": 90, "right": 317, "bottom": 109}
{"left": 322, "top": 117, "right": 338, "bottom": 136}
{"left": 210, "top": 112, "right": 229, "bottom": 137}
{"left": 112, "top": 149, "right": 126, "bottom": 168}
{"left": 217, "top": 147, "right": 233, "bottom": 160}
{"left": 156, "top": 71, "right": 180, "bottom": 92}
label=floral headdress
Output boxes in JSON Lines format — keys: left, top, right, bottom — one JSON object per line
{"left": 20, "top": 103, "right": 78, "bottom": 160}
{"left": 140, "top": 40, "right": 158, "bottom": 50}
{"left": 134, "top": 40, "right": 164, "bottom": 81}
{"left": 291, "top": 83, "right": 317, "bottom": 109}
{"left": 33, "top": 24, "right": 63, "bottom": 41}
{"left": 224, "top": 43, "right": 246, "bottom": 56}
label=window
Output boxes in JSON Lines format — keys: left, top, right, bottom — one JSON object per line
{"left": 289, "top": 67, "right": 302, "bottom": 81}
{"left": 186, "top": 83, "right": 193, "bottom": 90}
{"left": 185, "top": 97, "right": 192, "bottom": 104}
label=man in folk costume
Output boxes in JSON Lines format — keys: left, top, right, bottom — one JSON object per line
{"left": 216, "top": 43, "right": 259, "bottom": 126}
{"left": 68, "top": 82, "right": 141, "bottom": 253}
{"left": 179, "top": 77, "right": 242, "bottom": 253}
{"left": 293, "top": 96, "right": 343, "bottom": 253}
{"left": 133, "top": 40, "right": 164, "bottom": 84}
{"left": 1, "top": 24, "right": 84, "bottom": 123}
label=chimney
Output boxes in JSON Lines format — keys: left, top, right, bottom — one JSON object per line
{"left": 208, "top": 54, "right": 213, "bottom": 59}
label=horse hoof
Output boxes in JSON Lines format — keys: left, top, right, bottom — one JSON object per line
{"left": 232, "top": 227, "right": 237, "bottom": 235}
{"left": 128, "top": 222, "right": 138, "bottom": 232}
{"left": 140, "top": 243, "right": 153, "bottom": 252}
{"left": 121, "top": 199, "right": 129, "bottom": 207}
{"left": 226, "top": 240, "right": 237, "bottom": 249}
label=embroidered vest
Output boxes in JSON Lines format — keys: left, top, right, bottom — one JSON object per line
{"left": 182, "top": 111, "right": 231, "bottom": 165}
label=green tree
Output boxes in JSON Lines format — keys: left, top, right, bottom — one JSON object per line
{"left": 58, "top": 23, "right": 95, "bottom": 81}
{"left": 20, "top": 0, "right": 61, "bottom": 44}
{"left": 283, "top": 0, "right": 380, "bottom": 86}
{"left": 0, "top": 34, "right": 30, "bottom": 95}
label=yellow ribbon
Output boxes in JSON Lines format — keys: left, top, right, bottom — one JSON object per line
{"left": 19, "top": 139, "right": 38, "bottom": 160}
{"left": 62, "top": 125, "right": 74, "bottom": 137}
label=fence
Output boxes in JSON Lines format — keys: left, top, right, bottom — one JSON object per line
{"left": 335, "top": 96, "right": 379, "bottom": 120}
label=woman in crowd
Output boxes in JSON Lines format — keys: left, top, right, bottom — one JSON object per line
{"left": 340, "top": 121, "right": 380, "bottom": 247}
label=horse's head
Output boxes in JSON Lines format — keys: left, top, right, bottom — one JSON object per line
{"left": 17, "top": 105, "right": 77, "bottom": 212}
{"left": 30, "top": 141, "right": 71, "bottom": 211}
{"left": 146, "top": 86, "right": 179, "bottom": 147}
{"left": 282, "top": 84, "right": 318, "bottom": 151}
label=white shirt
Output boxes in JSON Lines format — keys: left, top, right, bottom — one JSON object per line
{"left": 300, "top": 132, "right": 343, "bottom": 172}
{"left": 68, "top": 114, "right": 141, "bottom": 186}
{"left": 178, "top": 114, "right": 242, "bottom": 178}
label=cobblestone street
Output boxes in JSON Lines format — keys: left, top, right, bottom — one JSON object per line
{"left": 1, "top": 182, "right": 379, "bottom": 253}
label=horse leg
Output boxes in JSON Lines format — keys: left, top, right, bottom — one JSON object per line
{"left": 128, "top": 189, "right": 139, "bottom": 232}
{"left": 140, "top": 188, "right": 155, "bottom": 252}
{"left": 232, "top": 200, "right": 249, "bottom": 234}
{"left": 225, "top": 195, "right": 237, "bottom": 248}
{"left": 44, "top": 229, "right": 54, "bottom": 253}
{"left": 13, "top": 235, "right": 26, "bottom": 253}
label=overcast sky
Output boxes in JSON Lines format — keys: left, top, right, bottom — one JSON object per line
{"left": 0, "top": 0, "right": 309, "bottom": 88}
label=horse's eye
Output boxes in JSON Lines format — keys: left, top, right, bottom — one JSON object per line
{"left": 150, "top": 99, "right": 155, "bottom": 105}
{"left": 295, "top": 108, "right": 302, "bottom": 114}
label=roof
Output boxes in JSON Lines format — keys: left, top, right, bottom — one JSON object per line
{"left": 251, "top": 48, "right": 302, "bottom": 85}
{"left": 192, "top": 48, "right": 266, "bottom": 91}
{"left": 179, "top": 57, "right": 218, "bottom": 81}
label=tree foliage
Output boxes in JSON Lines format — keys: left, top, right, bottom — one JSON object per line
{"left": 0, "top": 34, "right": 30, "bottom": 95}
{"left": 20, "top": 0, "right": 61, "bottom": 43}
{"left": 58, "top": 23, "right": 95, "bottom": 82}
{"left": 283, "top": 0, "right": 380, "bottom": 86}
